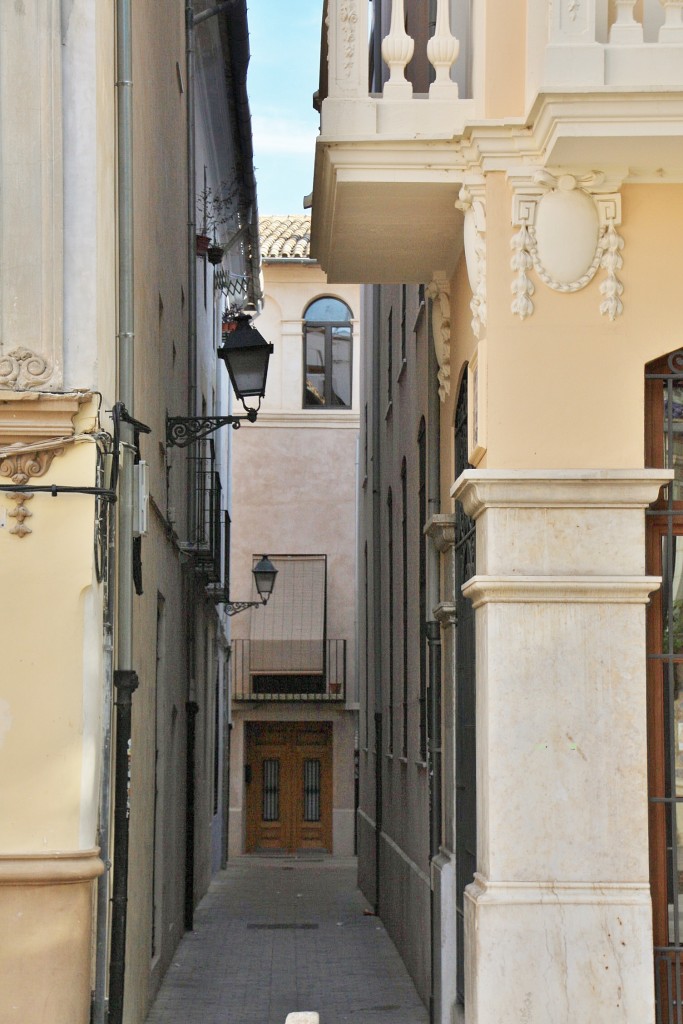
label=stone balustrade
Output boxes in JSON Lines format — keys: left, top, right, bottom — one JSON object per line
{"left": 539, "top": 0, "right": 683, "bottom": 87}
{"left": 326, "top": 0, "right": 460, "bottom": 102}
{"left": 325, "top": 0, "right": 683, "bottom": 114}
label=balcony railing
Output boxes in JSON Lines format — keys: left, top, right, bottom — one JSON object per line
{"left": 232, "top": 639, "right": 347, "bottom": 702}
{"left": 206, "top": 509, "right": 231, "bottom": 604}
{"left": 537, "top": 0, "right": 683, "bottom": 89}
{"left": 321, "top": 0, "right": 473, "bottom": 134}
{"left": 188, "top": 441, "right": 222, "bottom": 583}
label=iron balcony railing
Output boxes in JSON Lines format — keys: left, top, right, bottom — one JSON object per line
{"left": 232, "top": 639, "right": 346, "bottom": 702}
{"left": 189, "top": 441, "right": 222, "bottom": 583}
{"left": 205, "top": 509, "right": 231, "bottom": 604}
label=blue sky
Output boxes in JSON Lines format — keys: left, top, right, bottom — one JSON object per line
{"left": 247, "top": 1, "right": 323, "bottom": 215}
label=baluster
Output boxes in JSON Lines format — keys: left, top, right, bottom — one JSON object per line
{"left": 609, "top": 0, "right": 643, "bottom": 43}
{"left": 660, "top": 0, "right": 683, "bottom": 41}
{"left": 381, "top": 0, "right": 414, "bottom": 98}
{"left": 427, "top": 0, "right": 460, "bottom": 98}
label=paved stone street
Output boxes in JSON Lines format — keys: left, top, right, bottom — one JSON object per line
{"left": 144, "top": 856, "right": 429, "bottom": 1024}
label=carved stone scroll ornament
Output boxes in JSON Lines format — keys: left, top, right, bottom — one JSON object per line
{"left": 0, "top": 348, "right": 55, "bottom": 390}
{"left": 339, "top": 2, "right": 359, "bottom": 77}
{"left": 455, "top": 185, "right": 487, "bottom": 339}
{"left": 0, "top": 443, "right": 63, "bottom": 537}
{"left": 510, "top": 173, "right": 624, "bottom": 321}
{"left": 426, "top": 274, "right": 451, "bottom": 402}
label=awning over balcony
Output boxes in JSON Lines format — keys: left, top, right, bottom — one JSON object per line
{"left": 250, "top": 555, "right": 326, "bottom": 673}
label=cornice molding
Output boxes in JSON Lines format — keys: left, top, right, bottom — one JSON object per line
{"left": 0, "top": 390, "right": 89, "bottom": 444}
{"left": 462, "top": 574, "right": 662, "bottom": 608}
{"left": 451, "top": 469, "right": 674, "bottom": 518}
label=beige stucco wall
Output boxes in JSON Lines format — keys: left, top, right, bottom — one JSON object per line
{"left": 0, "top": 440, "right": 101, "bottom": 851}
{"left": 444, "top": 178, "right": 683, "bottom": 478}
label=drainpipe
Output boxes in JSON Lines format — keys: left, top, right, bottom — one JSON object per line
{"left": 108, "top": 1, "right": 138, "bottom": 1022}
{"left": 185, "top": 701, "right": 200, "bottom": 929}
{"left": 371, "top": 284, "right": 383, "bottom": 915}
{"left": 426, "top": 295, "right": 442, "bottom": 1024}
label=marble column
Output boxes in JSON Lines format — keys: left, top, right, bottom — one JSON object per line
{"left": 451, "top": 469, "right": 670, "bottom": 1024}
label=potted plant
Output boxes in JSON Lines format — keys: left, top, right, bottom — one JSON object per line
{"left": 196, "top": 181, "right": 240, "bottom": 260}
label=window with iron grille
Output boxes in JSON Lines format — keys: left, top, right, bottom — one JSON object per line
{"left": 646, "top": 350, "right": 683, "bottom": 1021}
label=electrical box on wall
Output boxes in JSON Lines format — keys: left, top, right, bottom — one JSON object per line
{"left": 133, "top": 461, "right": 149, "bottom": 537}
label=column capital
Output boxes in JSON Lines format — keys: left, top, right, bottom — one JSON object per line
{"left": 451, "top": 469, "right": 673, "bottom": 519}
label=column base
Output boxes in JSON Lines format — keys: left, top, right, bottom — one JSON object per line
{"left": 465, "top": 874, "right": 655, "bottom": 1024}
{"left": 0, "top": 850, "right": 104, "bottom": 1023}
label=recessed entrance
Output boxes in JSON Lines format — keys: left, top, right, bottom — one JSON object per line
{"left": 245, "top": 721, "right": 333, "bottom": 853}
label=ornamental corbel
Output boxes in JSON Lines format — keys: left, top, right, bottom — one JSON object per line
{"left": 426, "top": 272, "right": 451, "bottom": 402}
{"left": 456, "top": 183, "right": 487, "bottom": 339}
{"left": 509, "top": 170, "right": 625, "bottom": 322}
{"left": 0, "top": 442, "right": 63, "bottom": 537}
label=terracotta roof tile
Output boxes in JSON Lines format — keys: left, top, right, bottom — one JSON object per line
{"left": 259, "top": 215, "right": 312, "bottom": 260}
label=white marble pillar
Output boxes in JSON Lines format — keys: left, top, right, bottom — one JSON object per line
{"left": 450, "top": 470, "right": 670, "bottom": 1024}
{"left": 0, "top": 0, "right": 63, "bottom": 389}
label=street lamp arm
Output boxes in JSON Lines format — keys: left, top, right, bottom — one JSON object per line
{"left": 224, "top": 599, "right": 266, "bottom": 617}
{"left": 166, "top": 410, "right": 257, "bottom": 448}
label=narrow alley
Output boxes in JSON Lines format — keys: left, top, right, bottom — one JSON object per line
{"left": 144, "top": 857, "right": 429, "bottom": 1024}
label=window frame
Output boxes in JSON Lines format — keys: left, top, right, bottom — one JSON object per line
{"left": 302, "top": 297, "right": 353, "bottom": 409}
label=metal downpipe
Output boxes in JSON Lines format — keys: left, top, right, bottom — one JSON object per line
{"left": 108, "top": 0, "right": 137, "bottom": 1020}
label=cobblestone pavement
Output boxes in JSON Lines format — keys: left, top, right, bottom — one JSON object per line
{"left": 144, "top": 855, "right": 429, "bottom": 1024}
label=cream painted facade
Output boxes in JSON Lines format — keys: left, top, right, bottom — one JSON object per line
{"left": 0, "top": 3, "right": 260, "bottom": 1023}
{"left": 228, "top": 221, "right": 359, "bottom": 859}
{"left": 313, "top": 1, "right": 683, "bottom": 1022}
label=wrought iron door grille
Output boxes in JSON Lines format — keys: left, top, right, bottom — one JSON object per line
{"left": 303, "top": 760, "right": 321, "bottom": 822}
{"left": 262, "top": 759, "right": 280, "bottom": 821}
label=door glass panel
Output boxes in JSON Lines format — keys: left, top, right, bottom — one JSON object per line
{"left": 305, "top": 327, "right": 326, "bottom": 406}
{"left": 303, "top": 759, "right": 321, "bottom": 822}
{"left": 262, "top": 758, "right": 280, "bottom": 821}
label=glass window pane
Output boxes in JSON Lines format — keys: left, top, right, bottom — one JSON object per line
{"left": 305, "top": 297, "right": 352, "bottom": 323}
{"left": 662, "top": 536, "right": 683, "bottom": 655}
{"left": 305, "top": 327, "right": 326, "bottom": 406}
{"left": 664, "top": 385, "right": 683, "bottom": 501}
{"left": 331, "top": 328, "right": 351, "bottom": 407}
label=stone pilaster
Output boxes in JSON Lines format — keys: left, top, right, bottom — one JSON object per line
{"left": 450, "top": 469, "right": 670, "bottom": 1024}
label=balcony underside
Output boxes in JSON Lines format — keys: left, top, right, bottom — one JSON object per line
{"left": 311, "top": 139, "right": 466, "bottom": 284}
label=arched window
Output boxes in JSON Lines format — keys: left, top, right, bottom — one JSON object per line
{"left": 303, "top": 297, "right": 353, "bottom": 408}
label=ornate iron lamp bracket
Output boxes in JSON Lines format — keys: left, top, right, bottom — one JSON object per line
{"left": 166, "top": 409, "right": 257, "bottom": 448}
{"left": 224, "top": 598, "right": 265, "bottom": 617}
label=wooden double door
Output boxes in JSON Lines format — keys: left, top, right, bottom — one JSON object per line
{"left": 245, "top": 721, "right": 333, "bottom": 853}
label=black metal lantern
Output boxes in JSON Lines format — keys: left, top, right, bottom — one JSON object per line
{"left": 253, "top": 554, "right": 278, "bottom": 603}
{"left": 219, "top": 313, "right": 273, "bottom": 407}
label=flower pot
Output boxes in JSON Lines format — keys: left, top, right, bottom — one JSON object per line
{"left": 196, "top": 233, "right": 211, "bottom": 256}
{"left": 207, "top": 243, "right": 224, "bottom": 265}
